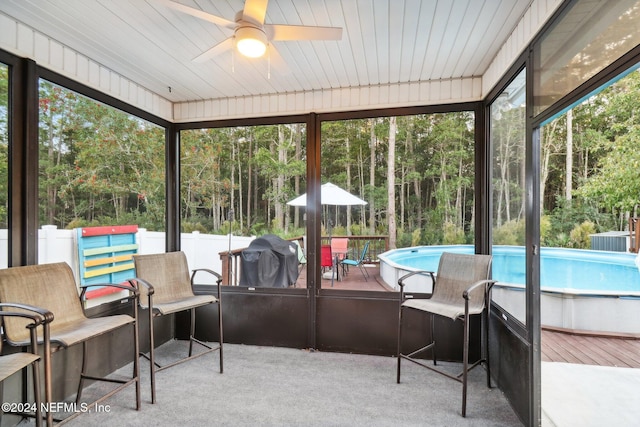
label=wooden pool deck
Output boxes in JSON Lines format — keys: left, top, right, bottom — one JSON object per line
{"left": 293, "top": 262, "right": 392, "bottom": 291}
{"left": 542, "top": 328, "right": 640, "bottom": 369}
{"left": 294, "top": 263, "right": 640, "bottom": 369}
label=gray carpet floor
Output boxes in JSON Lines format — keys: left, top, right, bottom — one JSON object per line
{"left": 63, "top": 340, "right": 522, "bottom": 426}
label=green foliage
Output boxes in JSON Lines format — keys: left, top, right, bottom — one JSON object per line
{"left": 182, "top": 222, "right": 208, "bottom": 234}
{"left": 331, "top": 225, "right": 347, "bottom": 236}
{"left": 37, "top": 81, "right": 165, "bottom": 231}
{"left": 395, "top": 227, "right": 415, "bottom": 248}
{"left": 64, "top": 210, "right": 162, "bottom": 231}
{"left": 3, "top": 67, "right": 640, "bottom": 248}
{"left": 0, "top": 66, "right": 7, "bottom": 227}
{"left": 550, "top": 233, "right": 571, "bottom": 247}
{"left": 282, "top": 227, "right": 306, "bottom": 240}
{"left": 411, "top": 229, "right": 422, "bottom": 246}
{"left": 577, "top": 125, "right": 640, "bottom": 212}
{"left": 540, "top": 215, "right": 551, "bottom": 245}
{"left": 65, "top": 218, "right": 102, "bottom": 230}
{"left": 349, "top": 222, "right": 363, "bottom": 236}
{"left": 493, "top": 220, "right": 525, "bottom": 246}
{"left": 442, "top": 221, "right": 466, "bottom": 244}
{"left": 249, "top": 221, "right": 268, "bottom": 236}
{"left": 569, "top": 220, "right": 596, "bottom": 249}
{"left": 492, "top": 216, "right": 551, "bottom": 247}
{"left": 545, "top": 197, "right": 614, "bottom": 247}
{"left": 270, "top": 217, "right": 283, "bottom": 235}
{"left": 421, "top": 214, "right": 444, "bottom": 245}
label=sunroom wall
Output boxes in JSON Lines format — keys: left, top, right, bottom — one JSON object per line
{"left": 0, "top": 0, "right": 562, "bottom": 123}
{"left": 482, "top": 0, "right": 562, "bottom": 98}
{"left": 0, "top": 11, "right": 173, "bottom": 121}
{"left": 174, "top": 0, "right": 562, "bottom": 122}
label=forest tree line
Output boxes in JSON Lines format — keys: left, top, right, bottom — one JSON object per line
{"left": 1, "top": 66, "right": 640, "bottom": 249}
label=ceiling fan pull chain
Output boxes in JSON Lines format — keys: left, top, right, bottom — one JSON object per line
{"left": 232, "top": 47, "right": 235, "bottom": 74}
{"left": 267, "top": 49, "right": 271, "bottom": 79}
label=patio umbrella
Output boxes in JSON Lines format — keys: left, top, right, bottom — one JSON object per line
{"left": 287, "top": 182, "right": 367, "bottom": 234}
{"left": 286, "top": 182, "right": 367, "bottom": 207}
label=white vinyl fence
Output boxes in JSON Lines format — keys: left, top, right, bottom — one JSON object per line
{"left": 0, "top": 225, "right": 255, "bottom": 287}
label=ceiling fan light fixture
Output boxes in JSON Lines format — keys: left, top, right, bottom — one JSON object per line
{"left": 236, "top": 26, "right": 268, "bottom": 58}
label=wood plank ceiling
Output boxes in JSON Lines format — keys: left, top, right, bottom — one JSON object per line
{"left": 0, "top": 0, "right": 534, "bottom": 107}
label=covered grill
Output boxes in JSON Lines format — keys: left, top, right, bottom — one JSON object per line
{"left": 240, "top": 234, "right": 299, "bottom": 287}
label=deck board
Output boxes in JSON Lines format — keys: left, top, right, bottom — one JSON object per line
{"left": 294, "top": 263, "right": 390, "bottom": 291}
{"left": 542, "top": 329, "right": 640, "bottom": 369}
{"left": 295, "top": 262, "right": 640, "bottom": 369}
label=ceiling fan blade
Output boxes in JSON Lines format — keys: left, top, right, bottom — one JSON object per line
{"left": 242, "top": 0, "right": 269, "bottom": 25}
{"left": 267, "top": 45, "right": 291, "bottom": 75}
{"left": 193, "top": 37, "right": 235, "bottom": 63}
{"left": 162, "top": 0, "right": 236, "bottom": 29}
{"left": 265, "top": 24, "right": 343, "bottom": 41}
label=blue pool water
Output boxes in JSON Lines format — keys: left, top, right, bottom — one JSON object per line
{"left": 379, "top": 245, "right": 640, "bottom": 292}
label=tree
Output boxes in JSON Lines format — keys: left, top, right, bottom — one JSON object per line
{"left": 68, "top": 101, "right": 164, "bottom": 226}
{"left": 492, "top": 106, "right": 525, "bottom": 228}
{"left": 0, "top": 66, "right": 8, "bottom": 227}
{"left": 578, "top": 125, "right": 640, "bottom": 214}
{"left": 566, "top": 109, "right": 573, "bottom": 201}
{"left": 253, "top": 125, "right": 305, "bottom": 233}
{"left": 368, "top": 119, "right": 377, "bottom": 235}
{"left": 387, "top": 117, "right": 397, "bottom": 249}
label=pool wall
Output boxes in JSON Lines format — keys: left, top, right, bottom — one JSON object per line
{"left": 379, "top": 245, "right": 640, "bottom": 335}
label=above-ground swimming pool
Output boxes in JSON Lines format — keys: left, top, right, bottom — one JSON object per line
{"left": 379, "top": 245, "right": 640, "bottom": 334}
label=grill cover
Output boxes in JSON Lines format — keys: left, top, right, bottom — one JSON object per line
{"left": 240, "top": 234, "right": 299, "bottom": 287}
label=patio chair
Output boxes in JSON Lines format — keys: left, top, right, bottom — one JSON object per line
{"left": 132, "top": 251, "right": 223, "bottom": 404}
{"left": 294, "top": 240, "right": 307, "bottom": 272}
{"left": 396, "top": 252, "right": 495, "bottom": 417}
{"left": 330, "top": 238, "right": 349, "bottom": 277}
{"left": 320, "top": 244, "right": 335, "bottom": 286}
{"left": 0, "top": 302, "right": 54, "bottom": 427}
{"left": 341, "top": 240, "right": 370, "bottom": 281}
{"left": 0, "top": 262, "right": 140, "bottom": 426}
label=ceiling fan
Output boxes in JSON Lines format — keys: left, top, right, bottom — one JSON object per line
{"left": 162, "top": 0, "right": 343, "bottom": 66}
